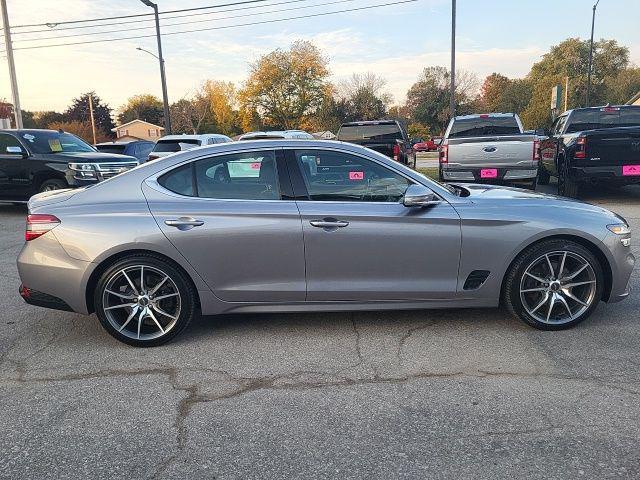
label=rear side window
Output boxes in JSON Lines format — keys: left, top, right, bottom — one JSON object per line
{"left": 158, "top": 163, "right": 194, "bottom": 196}
{"left": 337, "top": 123, "right": 402, "bottom": 142}
{"left": 448, "top": 116, "right": 521, "bottom": 138}
{"left": 152, "top": 139, "right": 200, "bottom": 153}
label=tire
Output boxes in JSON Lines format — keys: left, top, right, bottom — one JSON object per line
{"left": 94, "top": 254, "right": 197, "bottom": 347}
{"left": 38, "top": 178, "right": 68, "bottom": 193}
{"left": 524, "top": 176, "right": 538, "bottom": 191}
{"left": 538, "top": 164, "right": 550, "bottom": 185}
{"left": 438, "top": 166, "right": 444, "bottom": 182}
{"left": 557, "top": 156, "right": 580, "bottom": 198}
{"left": 503, "top": 239, "right": 604, "bottom": 330}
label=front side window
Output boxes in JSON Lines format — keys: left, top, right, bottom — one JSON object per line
{"left": 0, "top": 133, "right": 24, "bottom": 154}
{"left": 295, "top": 149, "right": 411, "bottom": 202}
{"left": 159, "top": 150, "right": 280, "bottom": 200}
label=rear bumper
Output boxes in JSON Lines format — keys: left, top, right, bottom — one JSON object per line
{"left": 441, "top": 165, "right": 538, "bottom": 183}
{"left": 570, "top": 165, "right": 640, "bottom": 183}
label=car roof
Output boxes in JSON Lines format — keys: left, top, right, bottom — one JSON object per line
{"left": 340, "top": 120, "right": 398, "bottom": 126}
{"left": 239, "top": 130, "right": 313, "bottom": 139}
{"left": 158, "top": 133, "right": 231, "bottom": 141}
{"left": 453, "top": 113, "right": 516, "bottom": 120}
{"left": 95, "top": 140, "right": 152, "bottom": 146}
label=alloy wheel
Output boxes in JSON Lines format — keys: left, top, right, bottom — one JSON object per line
{"left": 519, "top": 250, "right": 597, "bottom": 325}
{"left": 102, "top": 265, "right": 182, "bottom": 341}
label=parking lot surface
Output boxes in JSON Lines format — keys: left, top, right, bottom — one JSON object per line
{"left": 1, "top": 183, "right": 639, "bottom": 479}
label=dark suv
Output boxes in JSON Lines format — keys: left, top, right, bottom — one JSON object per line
{"left": 336, "top": 120, "right": 415, "bottom": 167}
{"left": 95, "top": 140, "right": 155, "bottom": 163}
{"left": 0, "top": 129, "right": 139, "bottom": 202}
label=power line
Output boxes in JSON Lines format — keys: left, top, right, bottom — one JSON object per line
{"left": 12, "top": 0, "right": 313, "bottom": 35}
{"left": 9, "top": 0, "right": 273, "bottom": 29}
{"left": 12, "top": 0, "right": 418, "bottom": 51}
{"left": 14, "top": 0, "right": 358, "bottom": 44}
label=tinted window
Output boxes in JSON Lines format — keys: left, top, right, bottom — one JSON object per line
{"left": 194, "top": 151, "right": 279, "bottom": 200}
{"left": 135, "top": 142, "right": 154, "bottom": 159}
{"left": 158, "top": 163, "right": 194, "bottom": 196}
{"left": 152, "top": 138, "right": 201, "bottom": 153}
{"left": 95, "top": 144, "right": 127, "bottom": 154}
{"left": 295, "top": 149, "right": 411, "bottom": 202}
{"left": 448, "top": 116, "right": 521, "bottom": 138}
{"left": 337, "top": 123, "right": 403, "bottom": 142}
{"left": 620, "top": 108, "right": 640, "bottom": 127}
{"left": 0, "top": 133, "right": 23, "bottom": 154}
{"left": 566, "top": 107, "right": 640, "bottom": 132}
{"left": 20, "top": 131, "right": 94, "bottom": 154}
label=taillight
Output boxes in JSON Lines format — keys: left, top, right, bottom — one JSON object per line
{"left": 533, "top": 140, "right": 540, "bottom": 161}
{"left": 574, "top": 136, "right": 587, "bottom": 159}
{"left": 25, "top": 214, "right": 60, "bottom": 241}
{"left": 439, "top": 144, "right": 449, "bottom": 164}
{"left": 393, "top": 144, "right": 400, "bottom": 161}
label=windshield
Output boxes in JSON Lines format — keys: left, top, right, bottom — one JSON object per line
{"left": 337, "top": 124, "right": 402, "bottom": 142}
{"left": 21, "top": 131, "right": 95, "bottom": 154}
{"left": 152, "top": 138, "right": 201, "bottom": 153}
{"left": 566, "top": 107, "right": 640, "bottom": 133}
{"left": 448, "top": 116, "right": 521, "bottom": 138}
{"left": 95, "top": 144, "right": 126, "bottom": 154}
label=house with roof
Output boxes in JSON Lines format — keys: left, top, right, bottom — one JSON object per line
{"left": 111, "top": 119, "right": 164, "bottom": 141}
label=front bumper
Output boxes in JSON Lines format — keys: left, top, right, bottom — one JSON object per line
{"left": 442, "top": 166, "right": 538, "bottom": 183}
{"left": 601, "top": 231, "right": 635, "bottom": 303}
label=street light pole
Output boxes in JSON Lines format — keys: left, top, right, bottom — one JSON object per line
{"left": 140, "top": 0, "right": 171, "bottom": 134}
{"left": 1, "top": 0, "right": 22, "bottom": 128}
{"left": 586, "top": 0, "right": 601, "bottom": 107}
{"left": 450, "top": 0, "right": 456, "bottom": 119}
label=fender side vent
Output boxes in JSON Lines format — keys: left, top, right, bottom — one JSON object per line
{"left": 464, "top": 270, "right": 490, "bottom": 290}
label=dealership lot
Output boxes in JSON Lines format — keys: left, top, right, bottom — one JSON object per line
{"left": 1, "top": 184, "right": 639, "bottom": 479}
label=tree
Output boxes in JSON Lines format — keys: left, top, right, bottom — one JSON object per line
{"left": 169, "top": 95, "right": 211, "bottom": 134}
{"left": 604, "top": 67, "right": 640, "bottom": 104}
{"left": 240, "top": 40, "right": 330, "bottom": 129}
{"left": 338, "top": 72, "right": 392, "bottom": 121}
{"left": 479, "top": 73, "right": 532, "bottom": 115}
{"left": 33, "top": 111, "right": 65, "bottom": 129}
{"left": 64, "top": 92, "right": 114, "bottom": 136}
{"left": 480, "top": 73, "right": 511, "bottom": 112}
{"left": 47, "top": 120, "right": 110, "bottom": 144}
{"left": 202, "top": 80, "right": 241, "bottom": 136}
{"left": 117, "top": 94, "right": 163, "bottom": 126}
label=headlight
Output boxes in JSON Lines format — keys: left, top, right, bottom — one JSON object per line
{"left": 69, "top": 162, "right": 97, "bottom": 179}
{"left": 607, "top": 224, "right": 631, "bottom": 235}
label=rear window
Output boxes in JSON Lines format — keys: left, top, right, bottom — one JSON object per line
{"left": 566, "top": 107, "right": 640, "bottom": 133}
{"left": 448, "top": 116, "right": 521, "bottom": 138}
{"left": 337, "top": 123, "right": 402, "bottom": 142}
{"left": 95, "top": 144, "right": 126, "bottom": 154}
{"left": 152, "top": 138, "right": 201, "bottom": 153}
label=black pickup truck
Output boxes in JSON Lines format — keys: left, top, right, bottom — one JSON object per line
{"left": 336, "top": 120, "right": 416, "bottom": 167}
{"left": 539, "top": 105, "right": 640, "bottom": 197}
{"left": 0, "top": 129, "right": 139, "bottom": 203}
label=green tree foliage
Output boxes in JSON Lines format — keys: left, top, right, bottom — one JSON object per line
{"left": 479, "top": 73, "right": 532, "bottom": 115}
{"left": 240, "top": 40, "right": 330, "bottom": 129}
{"left": 338, "top": 72, "right": 392, "bottom": 121}
{"left": 117, "top": 94, "right": 164, "bottom": 126}
{"left": 64, "top": 91, "right": 114, "bottom": 136}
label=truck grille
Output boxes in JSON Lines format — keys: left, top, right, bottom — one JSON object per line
{"left": 95, "top": 162, "right": 139, "bottom": 179}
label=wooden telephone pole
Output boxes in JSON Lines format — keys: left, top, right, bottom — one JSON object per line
{"left": 88, "top": 94, "right": 97, "bottom": 145}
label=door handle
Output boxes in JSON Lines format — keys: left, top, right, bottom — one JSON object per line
{"left": 164, "top": 217, "right": 204, "bottom": 230}
{"left": 310, "top": 219, "right": 349, "bottom": 228}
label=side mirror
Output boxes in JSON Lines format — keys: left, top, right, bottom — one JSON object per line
{"left": 403, "top": 184, "right": 440, "bottom": 208}
{"left": 6, "top": 146, "right": 26, "bottom": 157}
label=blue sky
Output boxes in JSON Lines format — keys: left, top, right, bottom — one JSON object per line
{"left": 0, "top": 0, "right": 638, "bottom": 113}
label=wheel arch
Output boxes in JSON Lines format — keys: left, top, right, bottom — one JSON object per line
{"left": 500, "top": 234, "right": 613, "bottom": 303}
{"left": 85, "top": 249, "right": 202, "bottom": 314}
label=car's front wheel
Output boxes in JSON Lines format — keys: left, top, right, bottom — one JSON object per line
{"left": 39, "top": 178, "right": 67, "bottom": 193}
{"left": 503, "top": 239, "right": 603, "bottom": 330}
{"left": 94, "top": 254, "right": 197, "bottom": 347}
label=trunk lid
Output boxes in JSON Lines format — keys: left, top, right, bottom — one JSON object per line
{"left": 27, "top": 188, "right": 84, "bottom": 212}
{"left": 447, "top": 135, "right": 536, "bottom": 168}
{"left": 580, "top": 126, "right": 640, "bottom": 166}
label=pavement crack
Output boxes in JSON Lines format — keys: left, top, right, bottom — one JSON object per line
{"left": 395, "top": 319, "right": 436, "bottom": 360}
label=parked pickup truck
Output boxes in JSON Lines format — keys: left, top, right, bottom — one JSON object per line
{"left": 0, "top": 129, "right": 139, "bottom": 203}
{"left": 539, "top": 105, "right": 640, "bottom": 197}
{"left": 439, "top": 113, "right": 540, "bottom": 189}
{"left": 336, "top": 120, "right": 416, "bottom": 167}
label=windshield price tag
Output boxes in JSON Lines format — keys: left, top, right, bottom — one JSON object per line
{"left": 22, "top": 134, "right": 35, "bottom": 142}
{"left": 48, "top": 139, "right": 63, "bottom": 152}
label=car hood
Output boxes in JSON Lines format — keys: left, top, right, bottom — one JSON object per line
{"left": 38, "top": 152, "right": 139, "bottom": 163}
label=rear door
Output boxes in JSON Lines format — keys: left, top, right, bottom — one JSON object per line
{"left": 288, "top": 147, "right": 462, "bottom": 301}
{"left": 144, "top": 148, "right": 306, "bottom": 303}
{"left": 0, "top": 133, "right": 32, "bottom": 199}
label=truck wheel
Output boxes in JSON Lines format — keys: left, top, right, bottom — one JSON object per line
{"left": 538, "top": 164, "right": 550, "bottom": 185}
{"left": 438, "top": 166, "right": 444, "bottom": 182}
{"left": 39, "top": 179, "right": 68, "bottom": 193}
{"left": 525, "top": 177, "right": 538, "bottom": 190}
{"left": 557, "top": 158, "right": 579, "bottom": 198}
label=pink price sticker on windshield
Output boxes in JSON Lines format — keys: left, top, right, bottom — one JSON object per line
{"left": 349, "top": 171, "right": 364, "bottom": 180}
{"left": 622, "top": 165, "right": 640, "bottom": 176}
{"left": 250, "top": 162, "right": 261, "bottom": 170}
{"left": 480, "top": 168, "right": 498, "bottom": 179}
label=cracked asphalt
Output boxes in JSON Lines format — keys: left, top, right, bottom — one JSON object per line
{"left": 1, "top": 183, "right": 639, "bottom": 479}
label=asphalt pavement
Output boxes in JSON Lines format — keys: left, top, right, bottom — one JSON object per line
{"left": 1, "top": 182, "right": 639, "bottom": 479}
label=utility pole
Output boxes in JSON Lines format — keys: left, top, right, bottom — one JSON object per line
{"left": 1, "top": 0, "right": 22, "bottom": 128}
{"left": 586, "top": 0, "right": 601, "bottom": 107}
{"left": 564, "top": 76, "right": 569, "bottom": 111}
{"left": 450, "top": 0, "right": 456, "bottom": 119}
{"left": 140, "top": 0, "right": 171, "bottom": 134}
{"left": 88, "top": 94, "right": 97, "bottom": 144}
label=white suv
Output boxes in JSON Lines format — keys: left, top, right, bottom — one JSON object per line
{"left": 148, "top": 134, "right": 232, "bottom": 161}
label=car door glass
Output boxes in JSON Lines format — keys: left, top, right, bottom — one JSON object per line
{"left": 295, "top": 149, "right": 411, "bottom": 202}
{"left": 0, "top": 133, "right": 24, "bottom": 156}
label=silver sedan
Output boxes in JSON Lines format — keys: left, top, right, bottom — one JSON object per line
{"left": 17, "top": 140, "right": 635, "bottom": 346}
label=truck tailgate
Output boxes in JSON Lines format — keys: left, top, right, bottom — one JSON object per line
{"left": 447, "top": 136, "right": 535, "bottom": 168}
{"left": 583, "top": 128, "right": 640, "bottom": 166}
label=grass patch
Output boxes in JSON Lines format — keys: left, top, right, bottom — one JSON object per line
{"left": 416, "top": 167, "right": 439, "bottom": 181}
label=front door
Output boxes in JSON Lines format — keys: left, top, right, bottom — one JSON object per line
{"left": 145, "top": 149, "right": 306, "bottom": 303}
{"left": 288, "top": 148, "right": 462, "bottom": 301}
{"left": 0, "top": 133, "right": 31, "bottom": 199}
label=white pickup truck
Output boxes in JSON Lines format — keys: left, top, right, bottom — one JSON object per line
{"left": 439, "top": 113, "right": 540, "bottom": 189}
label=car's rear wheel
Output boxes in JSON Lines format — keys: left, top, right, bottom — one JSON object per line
{"left": 39, "top": 178, "right": 67, "bottom": 193}
{"left": 503, "top": 239, "right": 603, "bottom": 330}
{"left": 94, "top": 254, "right": 197, "bottom": 347}
{"left": 537, "top": 164, "right": 550, "bottom": 185}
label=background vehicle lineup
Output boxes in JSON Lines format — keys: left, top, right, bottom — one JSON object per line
{"left": 539, "top": 105, "right": 640, "bottom": 197}
{"left": 439, "top": 113, "right": 540, "bottom": 189}
{"left": 95, "top": 140, "right": 155, "bottom": 163}
{"left": 17, "top": 140, "right": 634, "bottom": 347}
{"left": 0, "top": 129, "right": 139, "bottom": 202}
{"left": 147, "top": 133, "right": 233, "bottom": 161}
